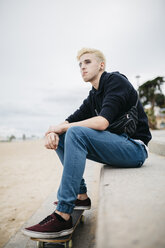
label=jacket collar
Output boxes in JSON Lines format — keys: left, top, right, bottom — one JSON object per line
{"left": 91, "top": 71, "right": 107, "bottom": 95}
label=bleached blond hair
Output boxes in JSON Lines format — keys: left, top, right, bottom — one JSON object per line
{"left": 77, "top": 48, "right": 106, "bottom": 69}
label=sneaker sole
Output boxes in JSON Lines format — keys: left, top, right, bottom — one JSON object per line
{"left": 74, "top": 205, "right": 91, "bottom": 210}
{"left": 22, "top": 227, "right": 74, "bottom": 239}
{"left": 54, "top": 203, "right": 91, "bottom": 210}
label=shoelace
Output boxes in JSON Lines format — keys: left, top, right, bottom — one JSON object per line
{"left": 39, "top": 214, "right": 54, "bottom": 225}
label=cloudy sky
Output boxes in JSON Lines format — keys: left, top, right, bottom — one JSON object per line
{"left": 0, "top": 0, "right": 165, "bottom": 137}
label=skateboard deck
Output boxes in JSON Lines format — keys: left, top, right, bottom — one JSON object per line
{"left": 31, "top": 210, "right": 85, "bottom": 248}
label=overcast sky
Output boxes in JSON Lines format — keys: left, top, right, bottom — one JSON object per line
{"left": 0, "top": 0, "right": 165, "bottom": 137}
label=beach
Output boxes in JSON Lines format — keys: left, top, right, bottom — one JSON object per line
{"left": 0, "top": 139, "right": 63, "bottom": 248}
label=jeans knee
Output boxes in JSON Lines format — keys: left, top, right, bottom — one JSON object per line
{"left": 67, "top": 126, "right": 84, "bottom": 135}
{"left": 65, "top": 126, "right": 87, "bottom": 143}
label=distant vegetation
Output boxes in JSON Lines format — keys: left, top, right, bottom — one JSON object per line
{"left": 138, "top": 76, "right": 165, "bottom": 129}
{"left": 8, "top": 135, "right": 16, "bottom": 142}
{"left": 0, "top": 134, "right": 38, "bottom": 142}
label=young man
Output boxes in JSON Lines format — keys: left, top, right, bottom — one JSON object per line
{"left": 22, "top": 48, "right": 151, "bottom": 238}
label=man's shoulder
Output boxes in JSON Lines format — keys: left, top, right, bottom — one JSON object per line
{"left": 104, "top": 71, "right": 129, "bottom": 81}
{"left": 103, "top": 71, "right": 132, "bottom": 89}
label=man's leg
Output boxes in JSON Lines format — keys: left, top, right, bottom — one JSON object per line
{"left": 56, "top": 126, "right": 148, "bottom": 215}
{"left": 56, "top": 132, "right": 88, "bottom": 197}
{"left": 56, "top": 127, "right": 89, "bottom": 215}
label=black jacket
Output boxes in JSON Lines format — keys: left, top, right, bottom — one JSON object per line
{"left": 66, "top": 71, "right": 152, "bottom": 145}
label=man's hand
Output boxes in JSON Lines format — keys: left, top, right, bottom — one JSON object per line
{"left": 45, "top": 123, "right": 68, "bottom": 136}
{"left": 45, "top": 132, "right": 59, "bottom": 150}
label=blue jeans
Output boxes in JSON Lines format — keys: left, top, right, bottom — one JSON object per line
{"left": 55, "top": 126, "right": 148, "bottom": 214}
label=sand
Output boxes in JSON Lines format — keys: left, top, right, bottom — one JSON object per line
{"left": 0, "top": 139, "right": 63, "bottom": 248}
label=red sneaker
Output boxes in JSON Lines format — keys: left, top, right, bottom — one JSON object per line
{"left": 22, "top": 212, "right": 73, "bottom": 238}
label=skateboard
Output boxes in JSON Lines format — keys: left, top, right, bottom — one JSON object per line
{"left": 31, "top": 210, "right": 85, "bottom": 248}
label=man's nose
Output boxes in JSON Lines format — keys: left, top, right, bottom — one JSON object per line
{"left": 81, "top": 63, "right": 86, "bottom": 70}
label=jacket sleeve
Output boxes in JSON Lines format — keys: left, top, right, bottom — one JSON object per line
{"left": 98, "top": 74, "right": 130, "bottom": 124}
{"left": 65, "top": 93, "right": 92, "bottom": 123}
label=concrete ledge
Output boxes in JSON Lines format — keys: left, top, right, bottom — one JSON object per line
{"left": 148, "top": 140, "right": 165, "bottom": 156}
{"left": 149, "top": 130, "right": 165, "bottom": 156}
{"left": 96, "top": 153, "right": 165, "bottom": 248}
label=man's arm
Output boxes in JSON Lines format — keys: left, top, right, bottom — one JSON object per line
{"left": 67, "top": 116, "right": 109, "bottom": 131}
{"left": 46, "top": 116, "right": 109, "bottom": 135}
{"left": 45, "top": 117, "right": 109, "bottom": 150}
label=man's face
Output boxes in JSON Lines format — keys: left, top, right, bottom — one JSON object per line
{"left": 79, "top": 53, "right": 103, "bottom": 82}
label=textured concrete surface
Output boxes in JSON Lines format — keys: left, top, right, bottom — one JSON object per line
{"left": 149, "top": 130, "right": 165, "bottom": 156}
{"left": 96, "top": 152, "right": 165, "bottom": 248}
{"left": 3, "top": 160, "right": 102, "bottom": 248}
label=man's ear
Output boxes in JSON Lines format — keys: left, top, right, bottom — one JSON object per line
{"left": 100, "top": 62, "right": 105, "bottom": 70}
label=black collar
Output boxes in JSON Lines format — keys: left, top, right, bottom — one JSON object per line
{"left": 91, "top": 71, "right": 107, "bottom": 95}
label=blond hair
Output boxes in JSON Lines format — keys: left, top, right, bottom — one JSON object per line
{"left": 77, "top": 48, "right": 106, "bottom": 69}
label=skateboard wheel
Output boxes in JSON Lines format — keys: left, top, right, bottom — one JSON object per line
{"left": 80, "top": 215, "right": 85, "bottom": 223}
{"left": 65, "top": 239, "right": 72, "bottom": 248}
{"left": 37, "top": 241, "right": 44, "bottom": 248}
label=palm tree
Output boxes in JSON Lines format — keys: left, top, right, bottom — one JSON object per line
{"left": 138, "top": 76, "right": 165, "bottom": 129}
